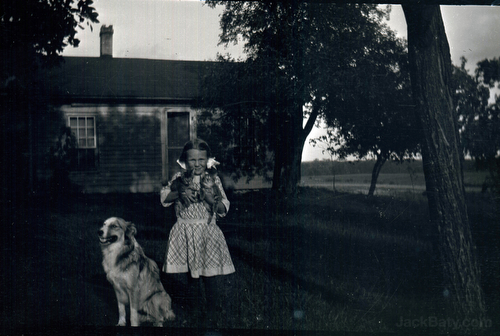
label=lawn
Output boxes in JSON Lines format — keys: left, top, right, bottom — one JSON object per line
{"left": 2, "top": 187, "right": 499, "bottom": 334}
{"left": 301, "top": 171, "right": 489, "bottom": 194}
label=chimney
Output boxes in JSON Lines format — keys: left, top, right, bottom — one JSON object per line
{"left": 100, "top": 25, "right": 114, "bottom": 58}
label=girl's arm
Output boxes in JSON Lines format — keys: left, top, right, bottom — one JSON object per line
{"left": 160, "top": 172, "right": 182, "bottom": 207}
{"left": 160, "top": 185, "right": 174, "bottom": 207}
{"left": 210, "top": 176, "right": 230, "bottom": 216}
{"left": 164, "top": 190, "right": 180, "bottom": 203}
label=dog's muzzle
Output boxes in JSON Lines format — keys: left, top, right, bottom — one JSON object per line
{"left": 98, "top": 229, "right": 118, "bottom": 245}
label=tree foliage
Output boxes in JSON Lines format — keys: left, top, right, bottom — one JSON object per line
{"left": 321, "top": 36, "right": 418, "bottom": 158}
{"left": 457, "top": 57, "right": 500, "bottom": 193}
{"left": 476, "top": 57, "right": 500, "bottom": 89}
{"left": 1, "top": 0, "right": 99, "bottom": 201}
{"left": 1, "top": 0, "right": 99, "bottom": 76}
{"left": 200, "top": 1, "right": 393, "bottom": 195}
{"left": 197, "top": 58, "right": 274, "bottom": 181}
{"left": 309, "top": 29, "right": 421, "bottom": 195}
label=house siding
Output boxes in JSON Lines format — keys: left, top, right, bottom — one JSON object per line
{"left": 48, "top": 104, "right": 196, "bottom": 193}
{"left": 38, "top": 56, "right": 211, "bottom": 194}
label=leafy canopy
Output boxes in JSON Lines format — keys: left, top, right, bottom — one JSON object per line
{"left": 1, "top": 0, "right": 99, "bottom": 196}
{"left": 1, "top": 0, "right": 99, "bottom": 76}
{"left": 201, "top": 2, "right": 393, "bottom": 188}
{"left": 456, "top": 57, "right": 500, "bottom": 191}
{"left": 314, "top": 29, "right": 419, "bottom": 163}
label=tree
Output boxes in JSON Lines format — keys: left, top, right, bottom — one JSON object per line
{"left": 202, "top": 1, "right": 392, "bottom": 195}
{"left": 197, "top": 58, "right": 275, "bottom": 183}
{"left": 453, "top": 57, "right": 490, "bottom": 153}
{"left": 307, "top": 131, "right": 339, "bottom": 192}
{"left": 310, "top": 31, "right": 421, "bottom": 196}
{"left": 476, "top": 57, "right": 500, "bottom": 89}
{"left": 1, "top": 0, "right": 99, "bottom": 79}
{"left": 461, "top": 57, "right": 500, "bottom": 193}
{"left": 403, "top": 5, "right": 485, "bottom": 321}
{"left": 1, "top": 0, "right": 99, "bottom": 200}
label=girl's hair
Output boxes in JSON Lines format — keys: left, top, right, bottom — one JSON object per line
{"left": 178, "top": 138, "right": 212, "bottom": 163}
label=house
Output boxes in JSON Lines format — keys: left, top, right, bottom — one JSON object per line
{"left": 40, "top": 25, "right": 215, "bottom": 193}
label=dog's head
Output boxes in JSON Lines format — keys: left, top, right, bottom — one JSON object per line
{"left": 98, "top": 217, "right": 137, "bottom": 247}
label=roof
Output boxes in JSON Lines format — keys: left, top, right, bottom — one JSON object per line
{"left": 43, "top": 57, "right": 215, "bottom": 104}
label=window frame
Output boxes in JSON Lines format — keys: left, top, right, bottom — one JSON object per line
{"left": 162, "top": 110, "right": 194, "bottom": 182}
{"left": 68, "top": 116, "right": 97, "bottom": 149}
{"left": 166, "top": 111, "right": 190, "bottom": 179}
{"left": 67, "top": 115, "right": 98, "bottom": 171}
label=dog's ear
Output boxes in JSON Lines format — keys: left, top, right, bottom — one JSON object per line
{"left": 126, "top": 222, "right": 137, "bottom": 238}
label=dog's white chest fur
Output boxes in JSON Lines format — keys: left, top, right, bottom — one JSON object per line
{"left": 102, "top": 248, "right": 126, "bottom": 284}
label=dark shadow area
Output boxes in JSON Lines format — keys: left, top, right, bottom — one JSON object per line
{"left": 224, "top": 218, "right": 440, "bottom": 309}
{"left": 2, "top": 188, "right": 499, "bottom": 332}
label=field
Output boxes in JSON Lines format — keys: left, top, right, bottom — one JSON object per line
{"left": 2, "top": 183, "right": 499, "bottom": 334}
{"left": 300, "top": 171, "right": 487, "bottom": 195}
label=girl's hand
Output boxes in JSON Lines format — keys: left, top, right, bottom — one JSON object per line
{"left": 179, "top": 187, "right": 197, "bottom": 206}
{"left": 202, "top": 190, "right": 215, "bottom": 206}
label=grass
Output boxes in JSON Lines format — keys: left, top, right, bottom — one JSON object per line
{"left": 2, "top": 187, "right": 499, "bottom": 334}
{"left": 301, "top": 171, "right": 489, "bottom": 188}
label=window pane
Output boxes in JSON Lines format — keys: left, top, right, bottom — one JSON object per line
{"left": 168, "top": 112, "right": 189, "bottom": 147}
{"left": 69, "top": 116, "right": 98, "bottom": 167}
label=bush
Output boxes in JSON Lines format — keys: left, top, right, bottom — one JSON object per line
{"left": 48, "top": 126, "right": 80, "bottom": 197}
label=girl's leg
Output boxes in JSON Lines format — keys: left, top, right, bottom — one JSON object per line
{"left": 203, "top": 276, "right": 221, "bottom": 326}
{"left": 186, "top": 274, "right": 203, "bottom": 313}
{"left": 161, "top": 272, "right": 198, "bottom": 316}
{"left": 203, "top": 276, "right": 220, "bottom": 311}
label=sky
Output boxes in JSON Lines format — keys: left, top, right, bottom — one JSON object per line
{"left": 62, "top": 1, "right": 500, "bottom": 161}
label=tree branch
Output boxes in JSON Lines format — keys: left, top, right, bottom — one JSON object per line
{"left": 302, "top": 102, "right": 321, "bottom": 142}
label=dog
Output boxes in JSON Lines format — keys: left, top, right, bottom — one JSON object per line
{"left": 98, "top": 217, "right": 175, "bottom": 326}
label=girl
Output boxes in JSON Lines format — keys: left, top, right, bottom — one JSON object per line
{"left": 160, "top": 139, "right": 234, "bottom": 323}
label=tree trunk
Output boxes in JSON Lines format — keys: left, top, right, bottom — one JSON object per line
{"left": 273, "top": 142, "right": 304, "bottom": 195}
{"left": 272, "top": 110, "right": 305, "bottom": 196}
{"left": 368, "top": 154, "right": 387, "bottom": 196}
{"left": 403, "top": 5, "right": 486, "bottom": 321}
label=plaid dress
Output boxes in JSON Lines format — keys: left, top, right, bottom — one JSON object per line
{"left": 160, "top": 173, "right": 235, "bottom": 278}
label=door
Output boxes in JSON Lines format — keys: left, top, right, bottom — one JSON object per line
{"left": 161, "top": 111, "right": 191, "bottom": 182}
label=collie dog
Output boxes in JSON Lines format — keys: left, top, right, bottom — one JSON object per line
{"left": 98, "top": 217, "right": 175, "bottom": 326}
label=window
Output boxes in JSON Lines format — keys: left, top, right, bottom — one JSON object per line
{"left": 69, "top": 116, "right": 98, "bottom": 170}
{"left": 167, "top": 112, "right": 190, "bottom": 179}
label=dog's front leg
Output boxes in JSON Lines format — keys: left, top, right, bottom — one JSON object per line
{"left": 130, "top": 304, "right": 141, "bottom": 327}
{"left": 129, "top": 294, "right": 141, "bottom": 327}
{"left": 114, "top": 287, "right": 128, "bottom": 326}
{"left": 117, "top": 302, "right": 127, "bottom": 326}
{"left": 130, "top": 309, "right": 140, "bottom": 327}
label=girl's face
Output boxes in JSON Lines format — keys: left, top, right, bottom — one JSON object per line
{"left": 185, "top": 149, "right": 208, "bottom": 175}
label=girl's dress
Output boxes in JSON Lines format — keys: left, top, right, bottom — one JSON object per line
{"left": 161, "top": 172, "right": 235, "bottom": 278}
